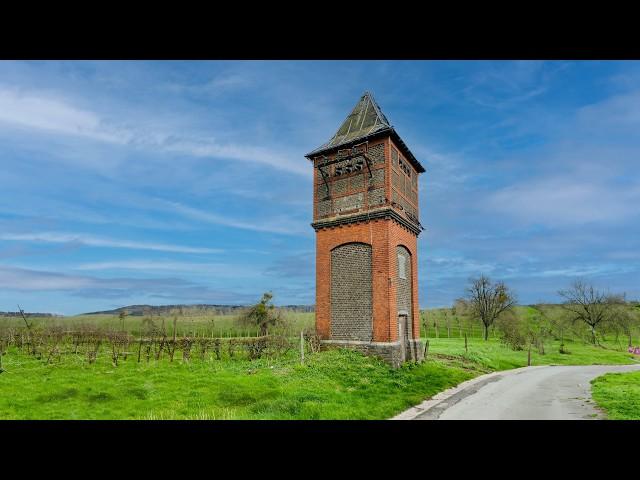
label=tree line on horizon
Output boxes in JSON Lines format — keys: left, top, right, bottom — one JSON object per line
{"left": 423, "top": 275, "right": 640, "bottom": 352}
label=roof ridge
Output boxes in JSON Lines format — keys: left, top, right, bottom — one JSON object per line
{"left": 307, "top": 91, "right": 391, "bottom": 155}
{"left": 305, "top": 91, "right": 425, "bottom": 173}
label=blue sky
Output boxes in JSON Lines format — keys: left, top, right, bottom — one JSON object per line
{"left": 0, "top": 60, "right": 639, "bottom": 314}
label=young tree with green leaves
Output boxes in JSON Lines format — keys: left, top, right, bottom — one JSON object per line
{"left": 238, "top": 292, "right": 282, "bottom": 336}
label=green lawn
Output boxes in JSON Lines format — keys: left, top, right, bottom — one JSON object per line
{"left": 591, "top": 371, "right": 640, "bottom": 420}
{"left": 425, "top": 337, "right": 638, "bottom": 372}
{"left": 2, "top": 336, "right": 636, "bottom": 420}
{"left": 0, "top": 348, "right": 476, "bottom": 420}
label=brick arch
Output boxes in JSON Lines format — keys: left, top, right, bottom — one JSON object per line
{"left": 330, "top": 240, "right": 372, "bottom": 252}
{"left": 395, "top": 243, "right": 414, "bottom": 258}
{"left": 395, "top": 245, "right": 413, "bottom": 340}
{"left": 330, "top": 242, "right": 373, "bottom": 341}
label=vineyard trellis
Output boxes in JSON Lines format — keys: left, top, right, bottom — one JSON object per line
{"left": 0, "top": 322, "right": 322, "bottom": 368}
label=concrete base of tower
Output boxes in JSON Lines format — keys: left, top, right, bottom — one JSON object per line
{"left": 320, "top": 339, "right": 424, "bottom": 368}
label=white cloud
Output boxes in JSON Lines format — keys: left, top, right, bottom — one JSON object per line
{"left": 159, "top": 200, "right": 310, "bottom": 236}
{"left": 0, "top": 232, "right": 221, "bottom": 254}
{"left": 0, "top": 85, "right": 130, "bottom": 143}
{"left": 487, "top": 177, "right": 640, "bottom": 226}
{"left": 0, "top": 85, "right": 310, "bottom": 177}
{"left": 0, "top": 266, "right": 92, "bottom": 290}
{"left": 161, "top": 139, "right": 310, "bottom": 177}
{"left": 73, "top": 260, "right": 263, "bottom": 279}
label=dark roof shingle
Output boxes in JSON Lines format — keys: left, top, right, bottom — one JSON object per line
{"left": 305, "top": 91, "right": 425, "bottom": 173}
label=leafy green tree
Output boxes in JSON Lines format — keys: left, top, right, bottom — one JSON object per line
{"left": 238, "top": 292, "right": 282, "bottom": 336}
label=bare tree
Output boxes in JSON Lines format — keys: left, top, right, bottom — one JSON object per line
{"left": 466, "top": 275, "right": 517, "bottom": 341}
{"left": 536, "top": 304, "right": 572, "bottom": 354}
{"left": 558, "top": 280, "right": 618, "bottom": 345}
{"left": 609, "top": 295, "right": 638, "bottom": 348}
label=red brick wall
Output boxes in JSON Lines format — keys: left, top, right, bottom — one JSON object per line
{"left": 315, "top": 218, "right": 419, "bottom": 342}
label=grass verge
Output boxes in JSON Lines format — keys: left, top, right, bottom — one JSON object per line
{"left": 591, "top": 371, "right": 640, "bottom": 420}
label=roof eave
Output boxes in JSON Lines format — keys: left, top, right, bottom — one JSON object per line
{"left": 305, "top": 127, "right": 425, "bottom": 174}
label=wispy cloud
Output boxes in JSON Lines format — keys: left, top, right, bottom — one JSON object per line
{"left": 159, "top": 200, "right": 310, "bottom": 236}
{"left": 74, "top": 260, "right": 264, "bottom": 279}
{"left": 0, "top": 85, "right": 130, "bottom": 143}
{"left": 164, "top": 72, "right": 254, "bottom": 96}
{"left": 0, "top": 266, "right": 257, "bottom": 304}
{"left": 0, "top": 84, "right": 309, "bottom": 177}
{"left": 486, "top": 173, "right": 640, "bottom": 226}
{"left": 0, "top": 232, "right": 221, "bottom": 254}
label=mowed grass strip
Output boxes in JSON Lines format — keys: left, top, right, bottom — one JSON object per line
{"left": 425, "top": 338, "right": 638, "bottom": 371}
{"left": 0, "top": 349, "right": 476, "bottom": 420}
{"left": 591, "top": 371, "right": 640, "bottom": 420}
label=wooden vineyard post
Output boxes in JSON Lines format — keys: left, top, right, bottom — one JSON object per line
{"left": 300, "top": 331, "right": 304, "bottom": 365}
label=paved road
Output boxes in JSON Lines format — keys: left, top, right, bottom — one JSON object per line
{"left": 412, "top": 364, "right": 640, "bottom": 420}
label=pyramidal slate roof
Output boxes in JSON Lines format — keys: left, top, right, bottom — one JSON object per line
{"left": 305, "top": 91, "right": 425, "bottom": 173}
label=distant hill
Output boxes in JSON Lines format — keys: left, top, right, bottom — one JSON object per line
{"left": 0, "top": 311, "right": 59, "bottom": 318}
{"left": 81, "top": 304, "right": 315, "bottom": 316}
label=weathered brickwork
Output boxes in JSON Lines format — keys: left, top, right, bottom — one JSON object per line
{"left": 391, "top": 146, "right": 399, "bottom": 166}
{"left": 333, "top": 177, "right": 348, "bottom": 196}
{"left": 369, "top": 168, "right": 385, "bottom": 186}
{"left": 368, "top": 187, "right": 386, "bottom": 207}
{"left": 396, "top": 245, "right": 413, "bottom": 340}
{"left": 316, "top": 200, "right": 331, "bottom": 217}
{"left": 330, "top": 243, "right": 373, "bottom": 341}
{"left": 386, "top": 136, "right": 420, "bottom": 229}
{"left": 316, "top": 219, "right": 420, "bottom": 346}
{"left": 312, "top": 141, "right": 389, "bottom": 224}
{"left": 316, "top": 183, "right": 329, "bottom": 200}
{"left": 334, "top": 192, "right": 363, "bottom": 213}
{"left": 309, "top": 96, "right": 424, "bottom": 367}
{"left": 320, "top": 339, "right": 424, "bottom": 367}
{"left": 392, "top": 170, "right": 402, "bottom": 189}
{"left": 350, "top": 173, "right": 364, "bottom": 190}
{"left": 368, "top": 142, "right": 385, "bottom": 164}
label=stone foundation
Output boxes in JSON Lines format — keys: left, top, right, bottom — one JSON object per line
{"left": 320, "top": 339, "right": 424, "bottom": 368}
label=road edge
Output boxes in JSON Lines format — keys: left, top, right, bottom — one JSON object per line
{"left": 391, "top": 365, "right": 550, "bottom": 420}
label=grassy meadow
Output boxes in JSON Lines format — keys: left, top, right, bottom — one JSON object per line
{"left": 591, "top": 371, "right": 640, "bottom": 420}
{"left": 1, "top": 306, "right": 639, "bottom": 419}
{"left": 0, "top": 348, "right": 477, "bottom": 420}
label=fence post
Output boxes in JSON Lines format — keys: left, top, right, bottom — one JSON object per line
{"left": 300, "top": 331, "right": 304, "bottom": 365}
{"left": 464, "top": 332, "right": 468, "bottom": 353}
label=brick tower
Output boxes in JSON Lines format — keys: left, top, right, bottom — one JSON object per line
{"left": 305, "top": 92, "right": 425, "bottom": 367}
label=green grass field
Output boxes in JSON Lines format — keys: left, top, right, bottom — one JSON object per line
{"left": 1, "top": 335, "right": 637, "bottom": 419}
{"left": 591, "top": 371, "right": 640, "bottom": 420}
{"left": 1, "top": 311, "right": 316, "bottom": 337}
{"left": 0, "top": 347, "right": 477, "bottom": 420}
{"left": 425, "top": 337, "right": 638, "bottom": 372}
